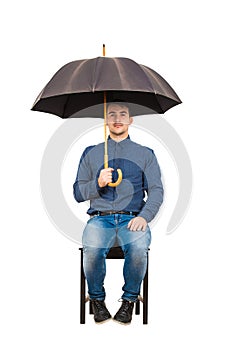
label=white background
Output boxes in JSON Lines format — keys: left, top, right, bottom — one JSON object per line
{"left": 1, "top": 0, "right": 233, "bottom": 349}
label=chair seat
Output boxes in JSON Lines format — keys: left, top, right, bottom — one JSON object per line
{"left": 106, "top": 246, "right": 124, "bottom": 259}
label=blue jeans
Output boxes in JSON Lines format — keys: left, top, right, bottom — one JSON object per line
{"left": 82, "top": 214, "right": 151, "bottom": 302}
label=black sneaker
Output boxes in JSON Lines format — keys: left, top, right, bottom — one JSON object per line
{"left": 91, "top": 300, "right": 111, "bottom": 323}
{"left": 113, "top": 300, "right": 134, "bottom": 324}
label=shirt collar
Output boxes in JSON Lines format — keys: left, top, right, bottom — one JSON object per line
{"left": 108, "top": 135, "right": 130, "bottom": 141}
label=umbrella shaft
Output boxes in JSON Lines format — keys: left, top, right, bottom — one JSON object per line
{"left": 103, "top": 44, "right": 108, "bottom": 168}
{"left": 104, "top": 154, "right": 108, "bottom": 169}
{"left": 104, "top": 91, "right": 108, "bottom": 168}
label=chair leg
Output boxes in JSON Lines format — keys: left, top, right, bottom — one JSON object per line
{"left": 89, "top": 300, "right": 93, "bottom": 314}
{"left": 135, "top": 299, "right": 140, "bottom": 314}
{"left": 80, "top": 249, "right": 86, "bottom": 324}
{"left": 142, "top": 259, "right": 149, "bottom": 324}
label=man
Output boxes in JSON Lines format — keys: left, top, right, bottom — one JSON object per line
{"left": 73, "top": 102, "right": 164, "bottom": 324}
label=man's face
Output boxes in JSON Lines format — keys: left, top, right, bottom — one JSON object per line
{"left": 107, "top": 104, "right": 133, "bottom": 137}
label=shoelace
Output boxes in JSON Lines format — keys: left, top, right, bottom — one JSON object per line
{"left": 118, "top": 300, "right": 133, "bottom": 314}
{"left": 92, "top": 300, "right": 104, "bottom": 311}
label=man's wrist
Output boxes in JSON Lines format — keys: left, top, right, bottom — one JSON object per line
{"left": 98, "top": 178, "right": 104, "bottom": 188}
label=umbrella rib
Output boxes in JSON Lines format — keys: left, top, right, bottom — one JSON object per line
{"left": 64, "top": 59, "right": 89, "bottom": 94}
{"left": 62, "top": 94, "right": 71, "bottom": 118}
{"left": 131, "top": 63, "right": 166, "bottom": 112}
{"left": 91, "top": 57, "right": 100, "bottom": 92}
{"left": 141, "top": 65, "right": 179, "bottom": 101}
{"left": 136, "top": 63, "right": 157, "bottom": 93}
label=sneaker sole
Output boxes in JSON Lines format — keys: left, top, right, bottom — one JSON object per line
{"left": 112, "top": 318, "right": 131, "bottom": 325}
{"left": 94, "top": 316, "right": 112, "bottom": 324}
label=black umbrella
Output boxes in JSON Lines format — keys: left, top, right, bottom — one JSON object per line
{"left": 32, "top": 45, "right": 181, "bottom": 186}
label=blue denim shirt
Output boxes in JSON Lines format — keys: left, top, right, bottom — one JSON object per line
{"left": 73, "top": 136, "right": 164, "bottom": 223}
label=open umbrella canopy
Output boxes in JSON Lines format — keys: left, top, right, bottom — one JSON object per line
{"left": 32, "top": 50, "right": 182, "bottom": 186}
{"left": 31, "top": 56, "right": 182, "bottom": 118}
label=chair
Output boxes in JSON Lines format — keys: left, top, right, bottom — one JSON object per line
{"left": 79, "top": 246, "right": 149, "bottom": 324}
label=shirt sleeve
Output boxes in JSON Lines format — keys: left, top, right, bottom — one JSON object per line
{"left": 138, "top": 149, "right": 164, "bottom": 223}
{"left": 73, "top": 146, "right": 105, "bottom": 203}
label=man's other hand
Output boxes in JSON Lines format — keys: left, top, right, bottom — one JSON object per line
{"left": 127, "top": 216, "right": 147, "bottom": 232}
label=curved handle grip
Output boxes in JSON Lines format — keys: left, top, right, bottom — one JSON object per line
{"left": 108, "top": 168, "right": 123, "bottom": 187}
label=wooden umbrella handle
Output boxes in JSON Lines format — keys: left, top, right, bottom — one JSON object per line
{"left": 108, "top": 169, "right": 123, "bottom": 187}
{"left": 104, "top": 154, "right": 123, "bottom": 187}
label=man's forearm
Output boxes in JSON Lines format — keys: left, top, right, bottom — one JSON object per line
{"left": 73, "top": 179, "right": 101, "bottom": 202}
